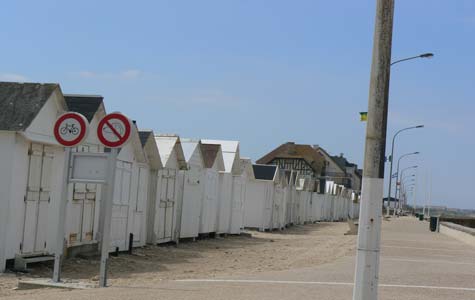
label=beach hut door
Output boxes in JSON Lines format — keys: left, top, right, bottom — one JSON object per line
{"left": 132, "top": 166, "right": 148, "bottom": 244}
{"left": 158, "top": 168, "right": 176, "bottom": 241}
{"left": 22, "top": 144, "right": 54, "bottom": 254}
{"left": 111, "top": 161, "right": 132, "bottom": 250}
{"left": 231, "top": 176, "right": 244, "bottom": 232}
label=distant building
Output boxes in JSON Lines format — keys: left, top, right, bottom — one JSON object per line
{"left": 313, "top": 146, "right": 362, "bottom": 191}
{"left": 256, "top": 142, "right": 325, "bottom": 179}
{"left": 256, "top": 142, "right": 362, "bottom": 191}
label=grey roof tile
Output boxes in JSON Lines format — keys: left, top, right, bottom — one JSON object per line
{"left": 0, "top": 82, "right": 58, "bottom": 131}
{"left": 64, "top": 94, "right": 103, "bottom": 122}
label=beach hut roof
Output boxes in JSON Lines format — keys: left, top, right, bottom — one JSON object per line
{"left": 0, "top": 82, "right": 60, "bottom": 131}
{"left": 155, "top": 134, "right": 187, "bottom": 169}
{"left": 139, "top": 130, "right": 163, "bottom": 170}
{"left": 64, "top": 94, "right": 105, "bottom": 122}
{"left": 201, "top": 139, "right": 240, "bottom": 174}
{"left": 252, "top": 164, "right": 278, "bottom": 181}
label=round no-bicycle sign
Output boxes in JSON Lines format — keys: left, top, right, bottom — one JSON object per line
{"left": 54, "top": 112, "right": 89, "bottom": 147}
{"left": 97, "top": 112, "right": 132, "bottom": 148}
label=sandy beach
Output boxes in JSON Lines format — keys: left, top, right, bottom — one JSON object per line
{"left": 0, "top": 222, "right": 354, "bottom": 298}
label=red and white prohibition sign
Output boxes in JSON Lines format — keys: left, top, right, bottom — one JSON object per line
{"left": 54, "top": 112, "right": 89, "bottom": 147}
{"left": 97, "top": 112, "right": 132, "bottom": 148}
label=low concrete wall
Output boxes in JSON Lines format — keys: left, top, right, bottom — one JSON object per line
{"left": 439, "top": 222, "right": 475, "bottom": 248}
{"left": 439, "top": 217, "right": 475, "bottom": 229}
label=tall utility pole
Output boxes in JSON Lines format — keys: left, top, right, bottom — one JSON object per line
{"left": 352, "top": 1, "right": 394, "bottom": 300}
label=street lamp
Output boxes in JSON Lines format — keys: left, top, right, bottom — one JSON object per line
{"left": 391, "top": 53, "right": 434, "bottom": 66}
{"left": 402, "top": 184, "right": 416, "bottom": 209}
{"left": 401, "top": 174, "right": 416, "bottom": 184}
{"left": 395, "top": 165, "right": 418, "bottom": 215}
{"left": 400, "top": 176, "right": 415, "bottom": 210}
{"left": 383, "top": 53, "right": 433, "bottom": 216}
{"left": 387, "top": 149, "right": 420, "bottom": 216}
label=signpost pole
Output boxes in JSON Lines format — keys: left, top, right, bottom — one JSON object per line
{"left": 52, "top": 112, "right": 89, "bottom": 282}
{"left": 52, "top": 148, "right": 71, "bottom": 282}
{"left": 99, "top": 148, "right": 118, "bottom": 288}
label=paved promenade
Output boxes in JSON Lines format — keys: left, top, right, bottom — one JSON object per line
{"left": 4, "top": 217, "right": 475, "bottom": 300}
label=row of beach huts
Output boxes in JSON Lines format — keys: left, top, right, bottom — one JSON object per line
{"left": 0, "top": 82, "right": 360, "bottom": 272}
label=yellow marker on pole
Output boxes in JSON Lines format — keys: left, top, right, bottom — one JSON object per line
{"left": 360, "top": 112, "right": 368, "bottom": 122}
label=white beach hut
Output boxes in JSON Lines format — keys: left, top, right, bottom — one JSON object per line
{"left": 178, "top": 139, "right": 205, "bottom": 240}
{"left": 243, "top": 164, "right": 279, "bottom": 231}
{"left": 236, "top": 158, "right": 255, "bottom": 229}
{"left": 199, "top": 143, "right": 225, "bottom": 235}
{"left": 201, "top": 139, "right": 241, "bottom": 235}
{"left": 0, "top": 82, "right": 69, "bottom": 272}
{"left": 270, "top": 169, "right": 290, "bottom": 230}
{"left": 152, "top": 135, "right": 187, "bottom": 244}
{"left": 109, "top": 122, "right": 148, "bottom": 251}
{"left": 138, "top": 130, "right": 163, "bottom": 246}
{"left": 285, "top": 171, "right": 298, "bottom": 226}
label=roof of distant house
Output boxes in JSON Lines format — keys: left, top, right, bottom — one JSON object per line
{"left": 331, "top": 154, "right": 358, "bottom": 172}
{"left": 256, "top": 142, "right": 325, "bottom": 175}
{"left": 0, "top": 82, "right": 59, "bottom": 131}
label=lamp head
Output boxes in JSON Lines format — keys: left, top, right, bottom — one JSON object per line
{"left": 420, "top": 53, "right": 434, "bottom": 58}
{"left": 416, "top": 125, "right": 424, "bottom": 128}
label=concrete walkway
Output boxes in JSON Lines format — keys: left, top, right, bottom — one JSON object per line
{"left": 4, "top": 217, "right": 475, "bottom": 300}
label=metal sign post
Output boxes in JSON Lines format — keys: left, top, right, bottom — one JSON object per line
{"left": 52, "top": 112, "right": 89, "bottom": 283}
{"left": 98, "top": 148, "right": 118, "bottom": 287}
{"left": 96, "top": 112, "right": 132, "bottom": 287}
{"left": 52, "top": 147, "right": 71, "bottom": 282}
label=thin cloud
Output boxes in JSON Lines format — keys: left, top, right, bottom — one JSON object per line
{"left": 74, "top": 69, "right": 141, "bottom": 80}
{"left": 189, "top": 90, "right": 241, "bottom": 106}
{"left": 462, "top": 16, "right": 475, "bottom": 24}
{"left": 119, "top": 69, "right": 141, "bottom": 79}
{"left": 0, "top": 73, "right": 28, "bottom": 82}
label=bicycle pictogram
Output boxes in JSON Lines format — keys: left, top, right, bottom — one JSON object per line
{"left": 60, "top": 123, "right": 80, "bottom": 136}
{"left": 54, "top": 112, "right": 89, "bottom": 147}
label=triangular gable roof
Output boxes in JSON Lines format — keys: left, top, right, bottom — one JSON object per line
{"left": 239, "top": 158, "right": 255, "bottom": 179}
{"left": 64, "top": 94, "right": 104, "bottom": 123}
{"left": 252, "top": 164, "right": 278, "bottom": 181}
{"left": 139, "top": 130, "right": 162, "bottom": 170}
{"left": 256, "top": 142, "right": 325, "bottom": 176}
{"left": 200, "top": 143, "right": 225, "bottom": 171}
{"left": 127, "top": 121, "right": 147, "bottom": 164}
{"left": 154, "top": 134, "right": 187, "bottom": 170}
{"left": 181, "top": 139, "right": 202, "bottom": 163}
{"left": 139, "top": 130, "right": 152, "bottom": 147}
{"left": 181, "top": 138, "right": 205, "bottom": 168}
{"left": 0, "top": 82, "right": 60, "bottom": 131}
{"left": 201, "top": 139, "right": 240, "bottom": 174}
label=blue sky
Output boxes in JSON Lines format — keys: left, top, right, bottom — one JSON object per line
{"left": 1, "top": 1, "right": 474, "bottom": 209}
